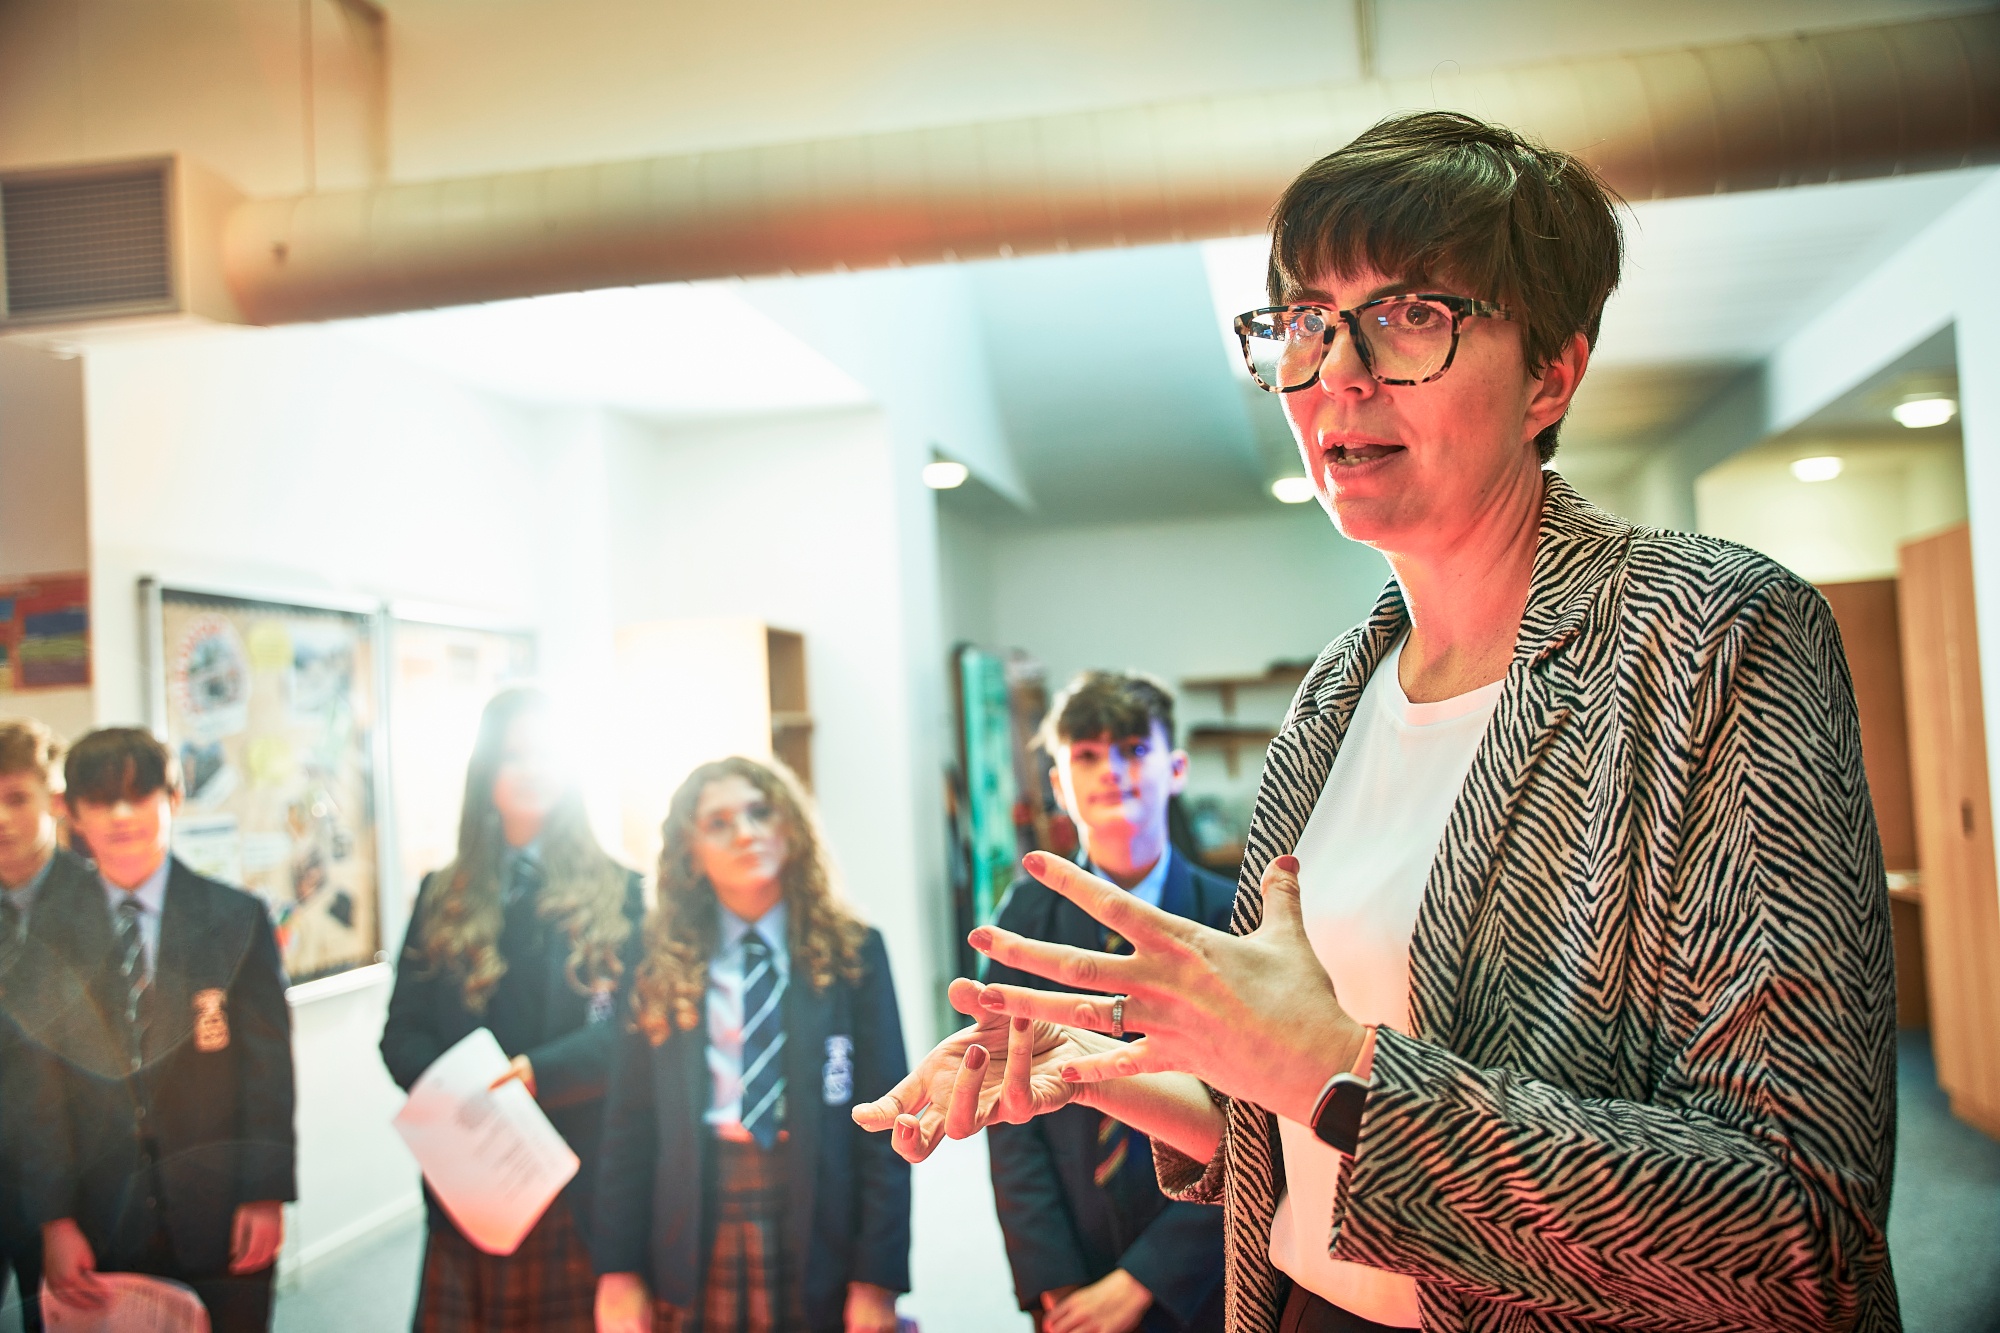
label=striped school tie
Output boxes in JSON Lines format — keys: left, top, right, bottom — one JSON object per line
{"left": 114, "top": 897, "right": 151, "bottom": 1067}
{"left": 739, "top": 931, "right": 786, "bottom": 1150}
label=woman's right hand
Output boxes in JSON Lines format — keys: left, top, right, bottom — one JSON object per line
{"left": 853, "top": 978, "right": 1108, "bottom": 1162}
{"left": 595, "top": 1272, "right": 653, "bottom": 1333}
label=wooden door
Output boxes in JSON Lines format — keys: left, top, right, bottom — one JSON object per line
{"left": 1819, "top": 579, "right": 1926, "bottom": 1027}
{"left": 1898, "top": 524, "right": 2000, "bottom": 1138}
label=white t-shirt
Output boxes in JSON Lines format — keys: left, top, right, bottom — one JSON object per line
{"left": 1268, "top": 636, "right": 1504, "bottom": 1326}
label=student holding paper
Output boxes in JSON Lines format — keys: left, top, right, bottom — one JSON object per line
{"left": 593, "top": 756, "right": 911, "bottom": 1333}
{"left": 381, "top": 688, "right": 645, "bottom": 1333}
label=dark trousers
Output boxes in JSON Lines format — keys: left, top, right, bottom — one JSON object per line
{"left": 1, "top": 1242, "right": 45, "bottom": 1333}
{"left": 105, "top": 1150, "right": 274, "bottom": 1333}
{"left": 1279, "top": 1283, "right": 1411, "bottom": 1333}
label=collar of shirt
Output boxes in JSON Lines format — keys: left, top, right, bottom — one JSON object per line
{"left": 101, "top": 856, "right": 171, "bottom": 969}
{"left": 717, "top": 900, "right": 789, "bottom": 978}
{"left": 2, "top": 849, "right": 57, "bottom": 923}
{"left": 1082, "top": 845, "right": 1173, "bottom": 910}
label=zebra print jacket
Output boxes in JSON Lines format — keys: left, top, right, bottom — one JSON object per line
{"left": 1155, "top": 473, "right": 1898, "bottom": 1332}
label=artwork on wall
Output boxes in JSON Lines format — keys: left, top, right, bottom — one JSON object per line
{"left": 145, "top": 581, "right": 387, "bottom": 987}
{"left": 0, "top": 573, "right": 90, "bottom": 691}
{"left": 387, "top": 613, "right": 536, "bottom": 925}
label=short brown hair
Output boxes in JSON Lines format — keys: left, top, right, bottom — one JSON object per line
{"left": 64, "top": 727, "right": 180, "bottom": 806}
{"left": 1268, "top": 110, "right": 1625, "bottom": 462}
{"left": 0, "top": 718, "right": 65, "bottom": 787}
{"left": 1036, "top": 671, "right": 1177, "bottom": 753}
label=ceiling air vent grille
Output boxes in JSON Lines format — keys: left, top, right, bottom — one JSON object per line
{"left": 1, "top": 164, "right": 174, "bottom": 322}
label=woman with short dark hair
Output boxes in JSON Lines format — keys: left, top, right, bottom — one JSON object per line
{"left": 860, "top": 112, "right": 1898, "bottom": 1332}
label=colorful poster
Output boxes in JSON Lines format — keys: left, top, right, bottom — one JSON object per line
{"left": 157, "top": 589, "right": 380, "bottom": 986}
{"left": 0, "top": 574, "right": 90, "bottom": 692}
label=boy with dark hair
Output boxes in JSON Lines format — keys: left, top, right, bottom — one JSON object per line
{"left": 0, "top": 718, "right": 81, "bottom": 1333}
{"left": 985, "top": 672, "right": 1231, "bottom": 1333}
{"left": 3, "top": 727, "right": 296, "bottom": 1332}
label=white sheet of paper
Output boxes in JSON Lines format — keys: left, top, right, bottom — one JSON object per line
{"left": 43, "top": 1273, "right": 210, "bottom": 1332}
{"left": 391, "top": 1027, "right": 579, "bottom": 1255}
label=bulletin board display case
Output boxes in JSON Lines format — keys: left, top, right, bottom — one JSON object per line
{"left": 386, "top": 612, "right": 537, "bottom": 932}
{"left": 144, "top": 580, "right": 388, "bottom": 988}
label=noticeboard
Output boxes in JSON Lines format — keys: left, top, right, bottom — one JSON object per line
{"left": 146, "top": 582, "right": 385, "bottom": 986}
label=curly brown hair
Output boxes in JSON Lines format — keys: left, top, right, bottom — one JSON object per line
{"left": 417, "top": 688, "right": 633, "bottom": 1012}
{"left": 632, "top": 755, "right": 869, "bottom": 1044}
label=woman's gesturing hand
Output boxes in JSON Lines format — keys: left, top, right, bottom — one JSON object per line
{"left": 970, "top": 852, "right": 1367, "bottom": 1125}
{"left": 852, "top": 978, "right": 1110, "bottom": 1162}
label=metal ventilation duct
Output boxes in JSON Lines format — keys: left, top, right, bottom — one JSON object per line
{"left": 224, "top": 12, "right": 2000, "bottom": 325}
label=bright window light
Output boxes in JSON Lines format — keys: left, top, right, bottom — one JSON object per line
{"left": 923, "top": 460, "right": 970, "bottom": 490}
{"left": 1271, "top": 476, "right": 1317, "bottom": 503}
{"left": 1790, "top": 455, "right": 1844, "bottom": 483}
{"left": 1892, "top": 396, "right": 1957, "bottom": 429}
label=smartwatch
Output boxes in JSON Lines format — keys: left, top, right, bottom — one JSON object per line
{"left": 1309, "top": 1071, "right": 1369, "bottom": 1155}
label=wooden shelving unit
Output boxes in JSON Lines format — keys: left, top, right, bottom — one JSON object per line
{"left": 1181, "top": 663, "right": 1310, "bottom": 776}
{"left": 766, "top": 628, "right": 813, "bottom": 790}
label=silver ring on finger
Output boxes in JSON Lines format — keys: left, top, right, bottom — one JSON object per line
{"left": 1110, "top": 994, "right": 1128, "bottom": 1040}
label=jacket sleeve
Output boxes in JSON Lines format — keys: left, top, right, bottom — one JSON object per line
{"left": 232, "top": 900, "right": 299, "bottom": 1203}
{"left": 1116, "top": 1199, "right": 1225, "bottom": 1326}
{"left": 592, "top": 1023, "right": 659, "bottom": 1277}
{"left": 379, "top": 875, "right": 449, "bottom": 1093}
{"left": 7, "top": 992, "right": 80, "bottom": 1227}
{"left": 985, "top": 947, "right": 1093, "bottom": 1309}
{"left": 1321, "top": 577, "right": 1897, "bottom": 1329}
{"left": 848, "top": 929, "right": 912, "bottom": 1295}
{"left": 527, "top": 871, "right": 647, "bottom": 1110}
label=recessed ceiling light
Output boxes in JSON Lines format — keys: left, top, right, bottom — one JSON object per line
{"left": 1790, "top": 455, "right": 1844, "bottom": 483}
{"left": 1271, "top": 476, "right": 1317, "bottom": 504}
{"left": 1891, "top": 396, "right": 1957, "bottom": 429}
{"left": 922, "top": 460, "right": 970, "bottom": 490}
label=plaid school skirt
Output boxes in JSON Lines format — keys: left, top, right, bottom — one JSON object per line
{"left": 414, "top": 1199, "right": 597, "bottom": 1333}
{"left": 655, "top": 1135, "right": 790, "bottom": 1333}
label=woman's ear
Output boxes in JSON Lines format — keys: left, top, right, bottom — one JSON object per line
{"left": 1522, "top": 331, "right": 1591, "bottom": 446}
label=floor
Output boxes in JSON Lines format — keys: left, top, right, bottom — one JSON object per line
{"left": 5, "top": 1031, "right": 1997, "bottom": 1331}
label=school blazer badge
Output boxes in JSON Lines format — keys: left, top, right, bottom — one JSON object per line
{"left": 192, "top": 987, "right": 230, "bottom": 1052}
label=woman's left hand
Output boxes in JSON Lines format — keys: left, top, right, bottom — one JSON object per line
{"left": 488, "top": 1054, "right": 536, "bottom": 1098}
{"left": 844, "top": 1280, "right": 900, "bottom": 1333}
{"left": 970, "top": 852, "right": 1365, "bottom": 1124}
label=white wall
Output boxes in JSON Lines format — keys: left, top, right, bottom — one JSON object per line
{"left": 0, "top": 341, "right": 94, "bottom": 739}
{"left": 944, "top": 502, "right": 1390, "bottom": 818}
{"left": 1696, "top": 435, "right": 1968, "bottom": 583}
{"left": 79, "top": 320, "right": 584, "bottom": 1273}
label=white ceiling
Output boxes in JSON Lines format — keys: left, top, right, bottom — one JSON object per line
{"left": 331, "top": 284, "right": 870, "bottom": 420}
{"left": 330, "top": 165, "right": 1993, "bottom": 523}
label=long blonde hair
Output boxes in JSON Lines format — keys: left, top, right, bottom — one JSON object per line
{"left": 418, "top": 688, "right": 632, "bottom": 1012}
{"left": 632, "top": 755, "right": 868, "bottom": 1044}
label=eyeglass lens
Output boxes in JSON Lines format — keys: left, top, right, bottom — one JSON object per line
{"left": 696, "top": 800, "right": 779, "bottom": 842}
{"left": 1239, "top": 298, "right": 1458, "bottom": 391}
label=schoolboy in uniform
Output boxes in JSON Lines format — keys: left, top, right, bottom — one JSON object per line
{"left": 4, "top": 728, "right": 296, "bottom": 1332}
{"left": 0, "top": 718, "right": 84, "bottom": 1333}
{"left": 985, "top": 673, "right": 1232, "bottom": 1333}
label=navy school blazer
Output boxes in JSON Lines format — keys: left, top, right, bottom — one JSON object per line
{"left": 2, "top": 855, "right": 296, "bottom": 1276}
{"left": 594, "top": 926, "right": 911, "bottom": 1333}
{"left": 379, "top": 868, "right": 646, "bottom": 1260}
{"left": 985, "top": 851, "right": 1233, "bottom": 1330}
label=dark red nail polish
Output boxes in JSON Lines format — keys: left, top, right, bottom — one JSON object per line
{"left": 1275, "top": 855, "right": 1300, "bottom": 874}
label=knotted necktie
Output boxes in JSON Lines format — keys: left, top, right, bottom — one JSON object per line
{"left": 738, "top": 930, "right": 786, "bottom": 1150}
{"left": 1096, "top": 926, "right": 1132, "bottom": 1186}
{"left": 503, "top": 853, "right": 542, "bottom": 908}
{"left": 115, "top": 897, "right": 151, "bottom": 1068}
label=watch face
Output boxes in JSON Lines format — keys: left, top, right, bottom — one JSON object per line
{"left": 1312, "top": 1073, "right": 1368, "bottom": 1155}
